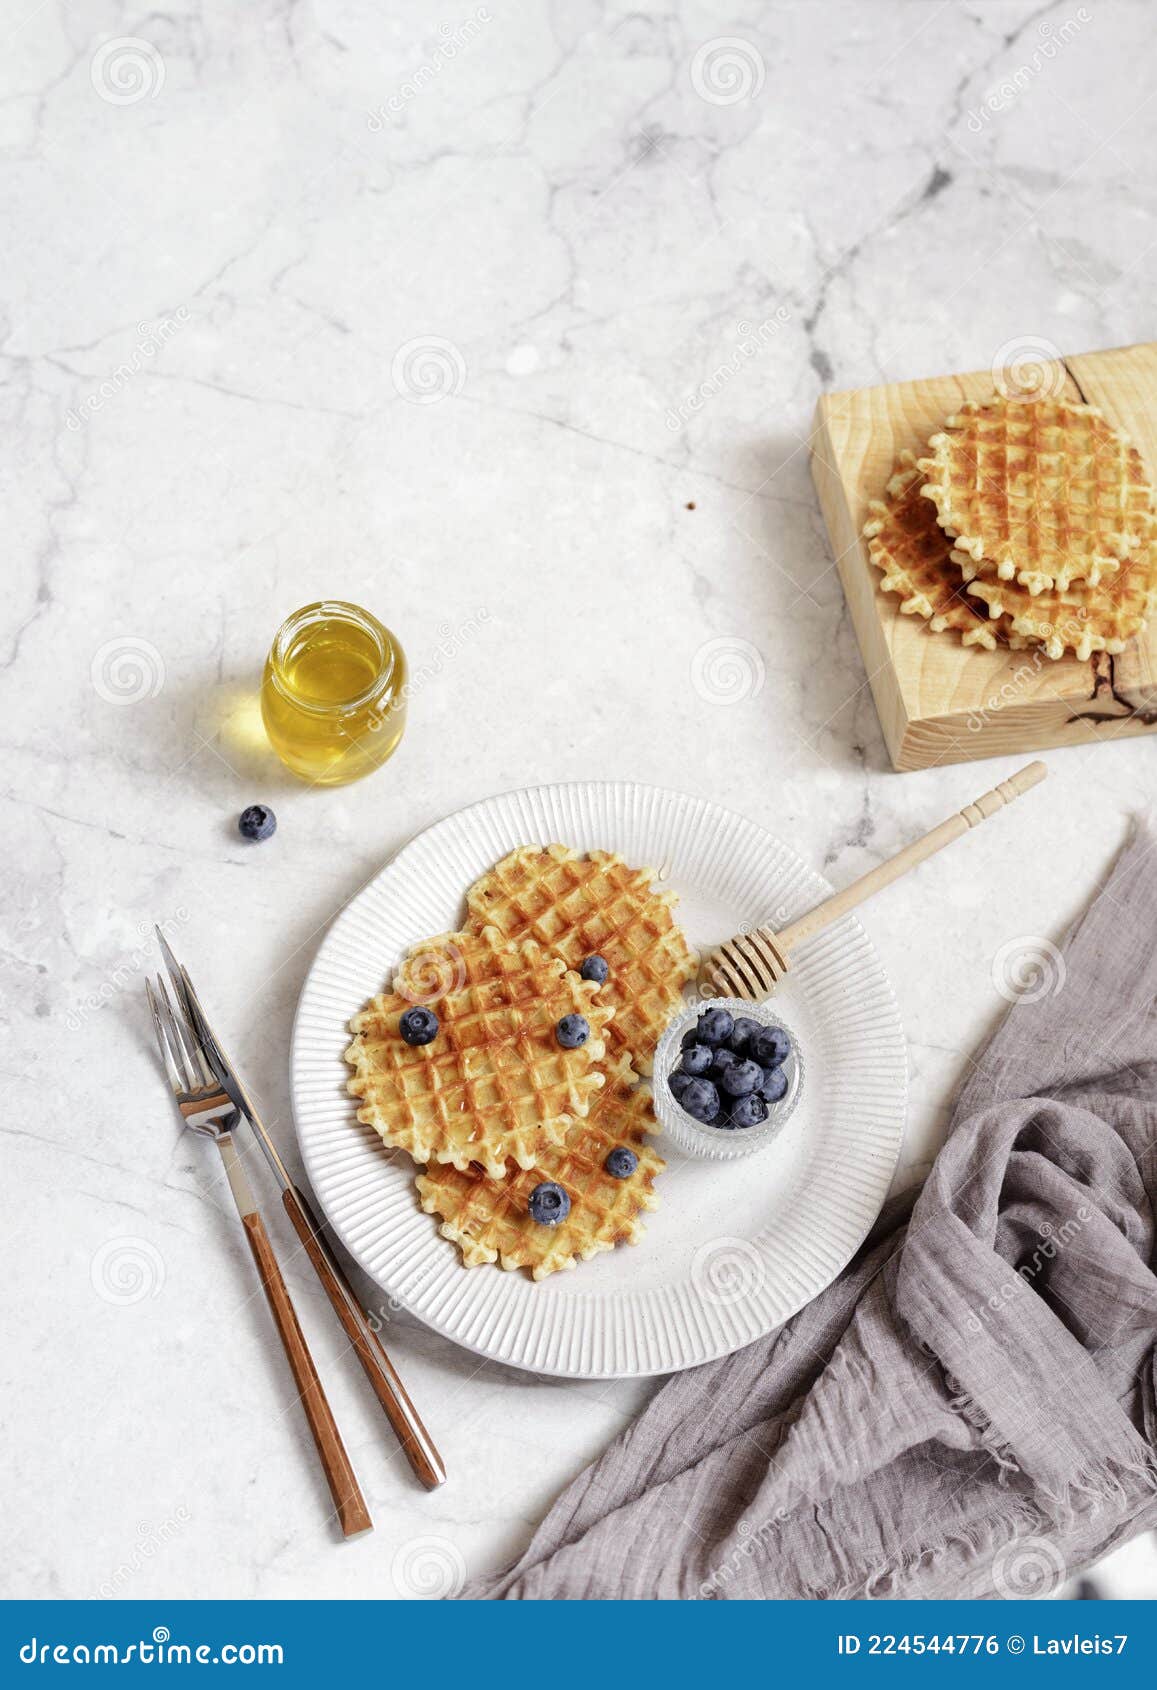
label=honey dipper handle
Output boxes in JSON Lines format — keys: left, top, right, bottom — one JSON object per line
{"left": 774, "top": 762, "right": 1048, "bottom": 957}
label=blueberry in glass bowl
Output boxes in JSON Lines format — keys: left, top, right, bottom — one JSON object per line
{"left": 653, "top": 998, "right": 803, "bottom": 1160}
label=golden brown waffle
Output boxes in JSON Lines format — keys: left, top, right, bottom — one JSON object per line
{"left": 464, "top": 845, "right": 697, "bottom": 1075}
{"left": 416, "top": 1057, "right": 664, "bottom": 1278}
{"left": 863, "top": 452, "right": 1022, "bottom": 650}
{"left": 917, "top": 397, "right": 1154, "bottom": 594}
{"left": 345, "top": 926, "right": 613, "bottom": 1178}
{"left": 964, "top": 546, "right": 1156, "bottom": 661}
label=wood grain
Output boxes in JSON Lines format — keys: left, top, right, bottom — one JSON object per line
{"left": 707, "top": 762, "right": 1047, "bottom": 999}
{"left": 241, "top": 1212, "right": 373, "bottom": 1539}
{"left": 776, "top": 761, "right": 1046, "bottom": 954}
{"left": 281, "top": 1186, "right": 446, "bottom": 1490}
{"left": 810, "top": 341, "right": 1157, "bottom": 769}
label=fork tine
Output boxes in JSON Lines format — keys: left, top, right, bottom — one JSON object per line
{"left": 146, "top": 977, "right": 187, "bottom": 1096}
{"left": 156, "top": 975, "right": 200, "bottom": 1092}
{"left": 162, "top": 973, "right": 216, "bottom": 1088}
{"left": 156, "top": 924, "right": 197, "bottom": 1026}
{"left": 155, "top": 926, "right": 217, "bottom": 1088}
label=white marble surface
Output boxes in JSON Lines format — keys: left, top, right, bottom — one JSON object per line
{"left": 3, "top": 0, "right": 1156, "bottom": 1601}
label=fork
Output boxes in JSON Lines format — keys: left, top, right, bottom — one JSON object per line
{"left": 146, "top": 976, "right": 373, "bottom": 1539}
{"left": 154, "top": 931, "right": 445, "bottom": 1491}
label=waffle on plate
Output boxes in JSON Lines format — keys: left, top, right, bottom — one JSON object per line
{"left": 345, "top": 925, "right": 613, "bottom": 1178}
{"left": 416, "top": 1056, "right": 664, "bottom": 1279}
{"left": 464, "top": 844, "right": 697, "bottom": 1076}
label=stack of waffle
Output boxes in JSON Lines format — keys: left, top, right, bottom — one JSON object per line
{"left": 344, "top": 846, "right": 697, "bottom": 1279}
{"left": 864, "top": 396, "right": 1157, "bottom": 661}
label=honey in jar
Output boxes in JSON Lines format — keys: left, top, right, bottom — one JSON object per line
{"left": 260, "top": 601, "right": 407, "bottom": 785}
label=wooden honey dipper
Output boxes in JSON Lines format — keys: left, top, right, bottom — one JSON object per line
{"left": 704, "top": 761, "right": 1048, "bottom": 1000}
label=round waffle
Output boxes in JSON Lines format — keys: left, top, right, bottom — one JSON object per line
{"left": 863, "top": 451, "right": 1021, "bottom": 649}
{"left": 416, "top": 1057, "right": 664, "bottom": 1279}
{"left": 917, "top": 396, "right": 1154, "bottom": 594}
{"left": 344, "top": 926, "right": 613, "bottom": 1178}
{"left": 964, "top": 546, "right": 1156, "bottom": 661}
{"left": 464, "top": 845, "right": 697, "bottom": 1074}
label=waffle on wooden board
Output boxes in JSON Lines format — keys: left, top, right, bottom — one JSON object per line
{"left": 810, "top": 342, "right": 1157, "bottom": 768}
{"left": 917, "top": 396, "right": 1154, "bottom": 595}
{"left": 864, "top": 395, "right": 1156, "bottom": 667}
{"left": 863, "top": 451, "right": 1024, "bottom": 651}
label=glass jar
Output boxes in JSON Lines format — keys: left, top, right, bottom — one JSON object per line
{"left": 260, "top": 600, "right": 407, "bottom": 786}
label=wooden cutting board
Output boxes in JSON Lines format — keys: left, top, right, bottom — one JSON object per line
{"left": 809, "top": 341, "right": 1157, "bottom": 771}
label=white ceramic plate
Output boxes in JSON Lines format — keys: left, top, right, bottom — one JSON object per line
{"left": 292, "top": 782, "right": 907, "bottom": 1378}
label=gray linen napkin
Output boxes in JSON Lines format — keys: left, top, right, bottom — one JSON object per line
{"left": 462, "top": 824, "right": 1157, "bottom": 1599}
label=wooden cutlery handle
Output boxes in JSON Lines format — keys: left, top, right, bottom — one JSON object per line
{"left": 282, "top": 1186, "right": 446, "bottom": 1490}
{"left": 241, "top": 1211, "right": 373, "bottom": 1538}
{"left": 775, "top": 761, "right": 1048, "bottom": 956}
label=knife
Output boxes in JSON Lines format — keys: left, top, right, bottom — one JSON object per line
{"left": 156, "top": 928, "right": 447, "bottom": 1491}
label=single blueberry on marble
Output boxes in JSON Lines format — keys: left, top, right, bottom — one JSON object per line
{"left": 238, "top": 804, "right": 276, "bottom": 842}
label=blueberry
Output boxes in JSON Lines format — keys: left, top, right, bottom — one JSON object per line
{"left": 729, "top": 1093, "right": 769, "bottom": 1130}
{"left": 758, "top": 1065, "right": 789, "bottom": 1105}
{"left": 680, "top": 1078, "right": 721, "bottom": 1124}
{"left": 238, "top": 804, "right": 276, "bottom": 842}
{"left": 710, "top": 1047, "right": 739, "bottom": 1081}
{"left": 579, "top": 954, "right": 609, "bottom": 985}
{"left": 605, "top": 1146, "right": 638, "bottom": 1179}
{"left": 752, "top": 1025, "right": 792, "bottom": 1070}
{"left": 680, "top": 1026, "right": 703, "bottom": 1050}
{"left": 697, "top": 1007, "right": 735, "bottom": 1047}
{"left": 528, "top": 1181, "right": 571, "bottom": 1226}
{"left": 399, "top": 1006, "right": 439, "bottom": 1046}
{"left": 668, "top": 1069, "right": 694, "bottom": 1101}
{"left": 680, "top": 1042, "right": 714, "bottom": 1076}
{"left": 721, "top": 1057, "right": 763, "bottom": 1098}
{"left": 556, "top": 1014, "right": 590, "bottom": 1049}
{"left": 729, "top": 1016, "right": 763, "bottom": 1056}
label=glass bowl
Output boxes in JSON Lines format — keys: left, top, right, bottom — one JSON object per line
{"left": 652, "top": 997, "right": 804, "bottom": 1161}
